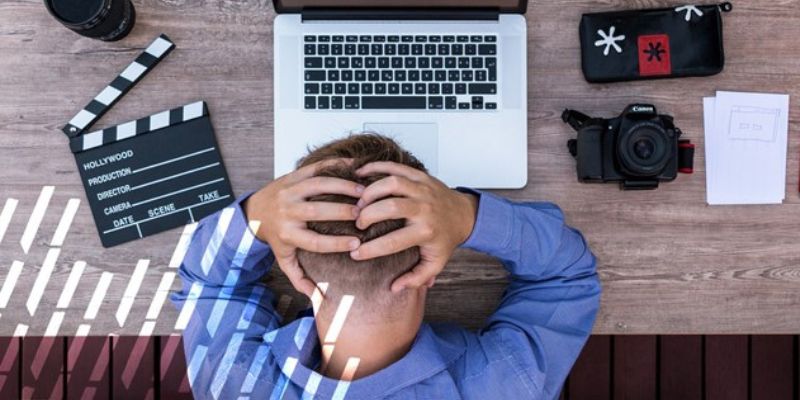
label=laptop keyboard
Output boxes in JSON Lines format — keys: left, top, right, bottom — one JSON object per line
{"left": 303, "top": 34, "right": 498, "bottom": 111}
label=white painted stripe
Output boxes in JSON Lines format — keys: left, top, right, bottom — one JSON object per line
{"left": 0, "top": 198, "right": 18, "bottom": 244}
{"left": 201, "top": 207, "right": 235, "bottom": 275}
{"left": 210, "top": 332, "right": 245, "bottom": 399}
{"left": 0, "top": 261, "right": 23, "bottom": 308}
{"left": 20, "top": 186, "right": 54, "bottom": 254}
{"left": 145, "top": 271, "right": 176, "bottom": 320}
{"left": 240, "top": 344, "right": 271, "bottom": 394}
{"left": 56, "top": 260, "right": 85, "bottom": 308}
{"left": 331, "top": 358, "right": 360, "bottom": 400}
{"left": 69, "top": 109, "right": 95, "bottom": 129}
{"left": 45, "top": 311, "right": 65, "bottom": 337}
{"left": 13, "top": 324, "right": 28, "bottom": 338}
{"left": 95, "top": 86, "right": 121, "bottom": 105}
{"left": 26, "top": 248, "right": 60, "bottom": 315}
{"left": 301, "top": 372, "right": 322, "bottom": 399}
{"left": 116, "top": 120, "right": 137, "bottom": 140}
{"left": 82, "top": 130, "right": 104, "bottom": 150}
{"left": 85, "top": 272, "right": 114, "bottom": 320}
{"left": 131, "top": 162, "right": 221, "bottom": 191}
{"left": 232, "top": 220, "right": 260, "bottom": 269}
{"left": 150, "top": 110, "right": 170, "bottom": 131}
{"left": 132, "top": 147, "right": 215, "bottom": 174}
{"left": 236, "top": 286, "right": 265, "bottom": 330}
{"left": 76, "top": 324, "right": 91, "bottom": 337}
{"left": 120, "top": 61, "right": 147, "bottom": 82}
{"left": 139, "top": 320, "right": 156, "bottom": 336}
{"left": 324, "top": 295, "right": 354, "bottom": 344}
{"left": 310, "top": 282, "right": 329, "bottom": 315}
{"left": 51, "top": 198, "right": 80, "bottom": 246}
{"left": 294, "top": 317, "right": 314, "bottom": 350}
{"left": 174, "top": 281, "right": 203, "bottom": 330}
{"left": 183, "top": 101, "right": 204, "bottom": 120}
{"left": 282, "top": 357, "right": 298, "bottom": 379}
{"left": 206, "top": 269, "right": 240, "bottom": 337}
{"left": 130, "top": 178, "right": 225, "bottom": 208}
{"left": 145, "top": 36, "right": 173, "bottom": 57}
{"left": 115, "top": 259, "right": 149, "bottom": 327}
{"left": 169, "top": 223, "right": 198, "bottom": 269}
{"left": 187, "top": 345, "right": 209, "bottom": 388}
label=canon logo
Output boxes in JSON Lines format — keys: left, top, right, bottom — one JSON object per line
{"left": 632, "top": 106, "right": 654, "bottom": 112}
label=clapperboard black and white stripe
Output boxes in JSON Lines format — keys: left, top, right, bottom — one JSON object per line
{"left": 62, "top": 34, "right": 175, "bottom": 137}
{"left": 70, "top": 101, "right": 234, "bottom": 247}
{"left": 62, "top": 34, "right": 234, "bottom": 247}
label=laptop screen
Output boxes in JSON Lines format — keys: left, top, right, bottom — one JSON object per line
{"left": 275, "top": 0, "right": 525, "bottom": 13}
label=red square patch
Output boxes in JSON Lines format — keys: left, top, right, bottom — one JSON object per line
{"left": 638, "top": 34, "right": 672, "bottom": 76}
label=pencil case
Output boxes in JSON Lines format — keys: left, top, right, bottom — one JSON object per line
{"left": 579, "top": 2, "right": 732, "bottom": 83}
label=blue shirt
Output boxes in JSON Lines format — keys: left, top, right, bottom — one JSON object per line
{"left": 172, "top": 190, "right": 601, "bottom": 400}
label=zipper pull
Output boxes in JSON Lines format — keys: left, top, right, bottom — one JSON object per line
{"left": 719, "top": 2, "right": 733, "bottom": 12}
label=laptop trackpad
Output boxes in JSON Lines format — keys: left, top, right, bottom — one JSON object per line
{"left": 363, "top": 123, "right": 439, "bottom": 176}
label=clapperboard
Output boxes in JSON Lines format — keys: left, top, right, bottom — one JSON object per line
{"left": 64, "top": 34, "right": 234, "bottom": 247}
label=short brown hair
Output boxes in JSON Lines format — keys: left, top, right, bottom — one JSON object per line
{"left": 295, "top": 134, "right": 426, "bottom": 320}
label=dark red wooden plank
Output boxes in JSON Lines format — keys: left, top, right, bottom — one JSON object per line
{"left": 21, "top": 336, "right": 65, "bottom": 399}
{"left": 751, "top": 335, "right": 795, "bottom": 400}
{"left": 568, "top": 335, "right": 611, "bottom": 400}
{"left": 160, "top": 334, "right": 192, "bottom": 400}
{"left": 113, "top": 335, "right": 156, "bottom": 400}
{"left": 0, "top": 337, "right": 20, "bottom": 399}
{"left": 705, "top": 335, "right": 747, "bottom": 400}
{"left": 67, "top": 336, "right": 110, "bottom": 400}
{"left": 660, "top": 336, "right": 702, "bottom": 400}
{"left": 613, "top": 336, "right": 657, "bottom": 400}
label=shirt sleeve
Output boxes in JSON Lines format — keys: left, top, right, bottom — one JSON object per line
{"left": 170, "top": 194, "right": 284, "bottom": 398}
{"left": 459, "top": 189, "right": 601, "bottom": 399}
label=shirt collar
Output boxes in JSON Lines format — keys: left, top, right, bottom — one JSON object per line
{"left": 268, "top": 317, "right": 464, "bottom": 399}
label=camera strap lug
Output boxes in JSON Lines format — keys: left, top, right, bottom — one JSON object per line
{"left": 678, "top": 140, "right": 695, "bottom": 174}
{"left": 562, "top": 109, "right": 594, "bottom": 132}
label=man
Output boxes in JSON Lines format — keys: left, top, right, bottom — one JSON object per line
{"left": 173, "top": 134, "right": 601, "bottom": 399}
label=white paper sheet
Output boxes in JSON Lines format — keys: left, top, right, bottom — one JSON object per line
{"left": 704, "top": 91, "right": 790, "bottom": 205}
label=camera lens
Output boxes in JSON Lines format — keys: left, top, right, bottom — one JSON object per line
{"left": 617, "top": 122, "right": 672, "bottom": 177}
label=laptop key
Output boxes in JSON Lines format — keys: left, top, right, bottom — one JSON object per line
{"left": 305, "top": 57, "right": 322, "bottom": 68}
{"left": 318, "top": 35, "right": 330, "bottom": 42}
{"left": 327, "top": 70, "right": 339, "bottom": 81}
{"left": 438, "top": 45, "right": 449, "bottom": 55}
{"left": 355, "top": 70, "right": 366, "bottom": 81}
{"left": 415, "top": 35, "right": 427, "bottom": 42}
{"left": 419, "top": 58, "right": 430, "bottom": 68}
{"left": 412, "top": 45, "right": 423, "bottom": 55}
{"left": 457, "top": 35, "right": 469, "bottom": 42}
{"left": 445, "top": 96, "right": 457, "bottom": 109}
{"left": 375, "top": 83, "right": 387, "bottom": 94}
{"left": 448, "top": 71, "right": 460, "bottom": 81}
{"left": 365, "top": 57, "right": 376, "bottom": 68}
{"left": 352, "top": 57, "right": 363, "bottom": 68}
{"left": 470, "top": 35, "right": 483, "bottom": 42}
{"left": 402, "top": 35, "right": 414, "bottom": 42}
{"left": 471, "top": 58, "right": 483, "bottom": 69}
{"left": 445, "top": 57, "right": 456, "bottom": 68}
{"left": 362, "top": 96, "right": 426, "bottom": 109}
{"left": 304, "top": 35, "right": 316, "bottom": 42}
{"left": 442, "top": 83, "right": 453, "bottom": 94}
{"left": 429, "top": 35, "right": 441, "bottom": 42}
{"left": 455, "top": 83, "right": 467, "bottom": 94}
{"left": 405, "top": 58, "right": 416, "bottom": 69}
{"left": 388, "top": 36, "right": 400, "bottom": 42}
{"left": 402, "top": 83, "right": 413, "bottom": 94}
{"left": 325, "top": 57, "right": 336, "bottom": 68}
{"left": 458, "top": 102, "right": 470, "bottom": 109}
{"left": 348, "top": 83, "right": 360, "bottom": 94}
{"left": 318, "top": 44, "right": 329, "bottom": 55}
{"left": 305, "top": 83, "right": 319, "bottom": 94}
{"left": 346, "top": 35, "right": 358, "bottom": 42}
{"left": 425, "top": 44, "right": 436, "bottom": 55}
{"left": 369, "top": 70, "right": 380, "bottom": 81}
{"left": 476, "top": 70, "right": 487, "bottom": 82}
{"left": 345, "top": 44, "right": 356, "bottom": 55}
{"left": 332, "top": 44, "right": 343, "bottom": 55}
{"left": 335, "top": 83, "right": 346, "bottom": 94}
{"left": 478, "top": 44, "right": 497, "bottom": 55}
{"left": 435, "top": 70, "right": 446, "bottom": 81}
{"left": 428, "top": 83, "right": 440, "bottom": 94}
{"left": 486, "top": 102, "right": 498, "bottom": 110}
{"left": 333, "top": 35, "right": 344, "bottom": 42}
{"left": 428, "top": 96, "right": 443, "bottom": 109}
{"left": 321, "top": 83, "right": 333, "bottom": 94}
{"left": 374, "top": 35, "right": 386, "bottom": 42}
{"left": 469, "top": 83, "right": 496, "bottom": 94}
{"left": 359, "top": 35, "right": 371, "bottom": 42}
{"left": 386, "top": 45, "right": 397, "bottom": 55}
{"left": 443, "top": 36, "right": 456, "bottom": 43}
{"left": 472, "top": 96, "right": 484, "bottom": 109}
{"left": 422, "top": 70, "right": 433, "bottom": 81}
{"left": 338, "top": 57, "right": 349, "bottom": 68}
{"left": 465, "top": 44, "right": 476, "bottom": 55}
{"left": 304, "top": 44, "right": 315, "bottom": 55}
{"left": 305, "top": 70, "right": 325, "bottom": 81}
{"left": 318, "top": 96, "right": 330, "bottom": 109}
{"left": 382, "top": 71, "right": 394, "bottom": 81}
{"left": 394, "top": 70, "right": 406, "bottom": 81}
{"left": 399, "top": 44, "right": 410, "bottom": 55}
{"left": 361, "top": 83, "right": 373, "bottom": 94}
{"left": 371, "top": 44, "right": 383, "bottom": 55}
{"left": 488, "top": 66, "right": 497, "bottom": 81}
{"left": 342, "top": 71, "right": 353, "bottom": 81}
{"left": 414, "top": 83, "right": 426, "bottom": 94}
{"left": 388, "top": 83, "right": 400, "bottom": 94}
{"left": 409, "top": 71, "right": 420, "bottom": 81}
{"left": 485, "top": 35, "right": 497, "bottom": 42}
{"left": 392, "top": 57, "right": 403, "bottom": 68}
{"left": 345, "top": 96, "right": 360, "bottom": 109}
{"left": 461, "top": 71, "right": 473, "bottom": 81}
{"left": 378, "top": 57, "right": 390, "bottom": 68}
{"left": 432, "top": 57, "right": 443, "bottom": 68}
{"left": 305, "top": 96, "right": 316, "bottom": 109}
{"left": 358, "top": 44, "right": 369, "bottom": 55}
{"left": 332, "top": 96, "right": 343, "bottom": 109}
{"left": 458, "top": 57, "right": 470, "bottom": 68}
{"left": 452, "top": 44, "right": 463, "bottom": 55}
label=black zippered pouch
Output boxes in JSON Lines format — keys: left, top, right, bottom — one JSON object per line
{"left": 579, "top": 2, "right": 732, "bottom": 83}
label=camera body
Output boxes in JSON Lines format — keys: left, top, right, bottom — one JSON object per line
{"left": 564, "top": 104, "right": 692, "bottom": 190}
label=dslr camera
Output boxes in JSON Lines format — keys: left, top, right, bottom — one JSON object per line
{"left": 562, "top": 104, "right": 694, "bottom": 190}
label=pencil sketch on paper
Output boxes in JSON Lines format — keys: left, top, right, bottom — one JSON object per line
{"left": 727, "top": 105, "right": 780, "bottom": 142}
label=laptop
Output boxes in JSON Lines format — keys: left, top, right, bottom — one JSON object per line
{"left": 273, "top": 0, "right": 528, "bottom": 188}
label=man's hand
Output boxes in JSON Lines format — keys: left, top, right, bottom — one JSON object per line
{"left": 351, "top": 162, "right": 479, "bottom": 293}
{"left": 244, "top": 159, "right": 365, "bottom": 297}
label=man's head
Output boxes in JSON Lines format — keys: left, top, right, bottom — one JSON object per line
{"left": 295, "top": 134, "right": 427, "bottom": 322}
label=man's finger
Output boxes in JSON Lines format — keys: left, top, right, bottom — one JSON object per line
{"left": 277, "top": 256, "right": 317, "bottom": 297}
{"left": 356, "top": 198, "right": 416, "bottom": 230}
{"left": 289, "top": 201, "right": 360, "bottom": 221}
{"left": 290, "top": 158, "right": 354, "bottom": 182}
{"left": 291, "top": 229, "right": 361, "bottom": 253}
{"left": 291, "top": 176, "right": 365, "bottom": 199}
{"left": 357, "top": 175, "right": 419, "bottom": 209}
{"left": 356, "top": 161, "right": 427, "bottom": 181}
{"left": 351, "top": 226, "right": 419, "bottom": 260}
{"left": 390, "top": 260, "right": 439, "bottom": 293}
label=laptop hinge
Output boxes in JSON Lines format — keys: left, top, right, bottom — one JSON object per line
{"left": 301, "top": 8, "right": 500, "bottom": 22}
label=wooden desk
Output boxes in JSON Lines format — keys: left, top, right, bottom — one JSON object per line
{"left": 1, "top": 0, "right": 798, "bottom": 336}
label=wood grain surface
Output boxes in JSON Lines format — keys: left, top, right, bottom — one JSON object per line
{"left": 1, "top": 0, "right": 799, "bottom": 335}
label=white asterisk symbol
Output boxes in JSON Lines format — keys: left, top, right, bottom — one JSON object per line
{"left": 675, "top": 5, "right": 704, "bottom": 21}
{"left": 594, "top": 26, "right": 625, "bottom": 56}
